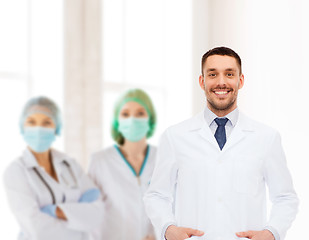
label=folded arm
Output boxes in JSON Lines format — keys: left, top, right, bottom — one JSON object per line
{"left": 3, "top": 163, "right": 74, "bottom": 240}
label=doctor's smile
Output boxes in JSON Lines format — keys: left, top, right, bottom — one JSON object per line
{"left": 212, "top": 88, "right": 233, "bottom": 97}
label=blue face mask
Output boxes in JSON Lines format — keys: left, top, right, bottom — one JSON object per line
{"left": 118, "top": 117, "right": 150, "bottom": 142}
{"left": 23, "top": 127, "right": 56, "bottom": 153}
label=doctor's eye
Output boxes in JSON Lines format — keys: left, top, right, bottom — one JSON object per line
{"left": 42, "top": 120, "right": 53, "bottom": 126}
{"left": 208, "top": 73, "right": 216, "bottom": 77}
{"left": 120, "top": 111, "right": 130, "bottom": 118}
{"left": 226, "top": 73, "right": 234, "bottom": 77}
{"left": 25, "top": 119, "right": 36, "bottom": 125}
{"left": 136, "top": 111, "right": 146, "bottom": 117}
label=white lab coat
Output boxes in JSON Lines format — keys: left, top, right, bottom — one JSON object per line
{"left": 144, "top": 111, "right": 298, "bottom": 240}
{"left": 3, "top": 148, "right": 104, "bottom": 240}
{"left": 88, "top": 145, "right": 156, "bottom": 240}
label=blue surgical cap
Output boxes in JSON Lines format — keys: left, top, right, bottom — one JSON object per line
{"left": 19, "top": 96, "right": 62, "bottom": 135}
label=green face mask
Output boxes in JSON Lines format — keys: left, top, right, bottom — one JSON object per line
{"left": 118, "top": 117, "right": 150, "bottom": 142}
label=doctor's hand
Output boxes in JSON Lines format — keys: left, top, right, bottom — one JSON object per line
{"left": 55, "top": 207, "right": 67, "bottom": 220}
{"left": 41, "top": 205, "right": 67, "bottom": 220}
{"left": 40, "top": 204, "right": 57, "bottom": 217}
{"left": 165, "top": 225, "right": 204, "bottom": 240}
{"left": 79, "top": 188, "right": 100, "bottom": 203}
{"left": 236, "top": 230, "right": 274, "bottom": 240}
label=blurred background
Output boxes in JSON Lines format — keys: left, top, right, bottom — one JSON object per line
{"left": 0, "top": 0, "right": 308, "bottom": 238}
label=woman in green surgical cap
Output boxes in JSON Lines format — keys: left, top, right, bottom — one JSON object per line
{"left": 88, "top": 89, "right": 157, "bottom": 240}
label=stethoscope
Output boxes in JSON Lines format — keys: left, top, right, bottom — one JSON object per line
{"left": 33, "top": 160, "right": 77, "bottom": 204}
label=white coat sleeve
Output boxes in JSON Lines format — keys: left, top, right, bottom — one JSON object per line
{"left": 87, "top": 155, "right": 110, "bottom": 240}
{"left": 3, "top": 162, "right": 73, "bottom": 239}
{"left": 264, "top": 132, "right": 299, "bottom": 240}
{"left": 87, "top": 157, "right": 106, "bottom": 196}
{"left": 143, "top": 129, "right": 178, "bottom": 240}
{"left": 57, "top": 159, "right": 105, "bottom": 232}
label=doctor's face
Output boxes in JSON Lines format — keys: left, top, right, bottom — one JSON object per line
{"left": 199, "top": 55, "right": 244, "bottom": 116}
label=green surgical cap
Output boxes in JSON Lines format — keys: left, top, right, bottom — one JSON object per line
{"left": 20, "top": 96, "right": 62, "bottom": 135}
{"left": 112, "top": 89, "right": 156, "bottom": 145}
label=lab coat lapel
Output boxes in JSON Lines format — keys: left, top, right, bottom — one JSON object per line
{"left": 222, "top": 124, "right": 245, "bottom": 152}
{"left": 50, "top": 149, "right": 71, "bottom": 186}
{"left": 51, "top": 149, "right": 64, "bottom": 169}
{"left": 191, "top": 112, "right": 219, "bottom": 149}
{"left": 198, "top": 123, "right": 219, "bottom": 149}
{"left": 222, "top": 112, "right": 254, "bottom": 152}
{"left": 22, "top": 148, "right": 40, "bottom": 168}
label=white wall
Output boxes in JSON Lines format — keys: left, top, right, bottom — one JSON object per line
{"left": 0, "top": 0, "right": 64, "bottom": 238}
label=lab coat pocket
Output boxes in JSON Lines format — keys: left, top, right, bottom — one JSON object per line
{"left": 233, "top": 156, "right": 261, "bottom": 195}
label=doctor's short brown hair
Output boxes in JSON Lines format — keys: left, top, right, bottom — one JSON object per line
{"left": 201, "top": 46, "right": 242, "bottom": 75}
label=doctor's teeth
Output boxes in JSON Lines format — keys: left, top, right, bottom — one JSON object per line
{"left": 216, "top": 91, "right": 227, "bottom": 95}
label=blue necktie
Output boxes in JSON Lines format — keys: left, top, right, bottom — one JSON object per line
{"left": 214, "top": 118, "right": 228, "bottom": 150}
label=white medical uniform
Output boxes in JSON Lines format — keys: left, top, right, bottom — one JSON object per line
{"left": 144, "top": 111, "right": 298, "bottom": 240}
{"left": 3, "top": 148, "right": 104, "bottom": 240}
{"left": 88, "top": 145, "right": 156, "bottom": 240}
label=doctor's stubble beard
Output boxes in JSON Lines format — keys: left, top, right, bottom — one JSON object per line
{"left": 203, "top": 86, "right": 238, "bottom": 112}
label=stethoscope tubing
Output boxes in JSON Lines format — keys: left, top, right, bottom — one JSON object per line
{"left": 33, "top": 167, "right": 56, "bottom": 204}
{"left": 32, "top": 160, "right": 77, "bottom": 205}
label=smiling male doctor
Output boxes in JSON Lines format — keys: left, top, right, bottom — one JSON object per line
{"left": 144, "top": 47, "right": 298, "bottom": 240}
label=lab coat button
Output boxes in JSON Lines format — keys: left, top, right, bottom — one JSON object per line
{"left": 217, "top": 197, "right": 223, "bottom": 202}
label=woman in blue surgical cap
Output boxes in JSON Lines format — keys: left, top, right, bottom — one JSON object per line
{"left": 88, "top": 89, "right": 157, "bottom": 240}
{"left": 3, "top": 96, "right": 104, "bottom": 240}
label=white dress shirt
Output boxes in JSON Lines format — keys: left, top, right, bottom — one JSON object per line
{"left": 204, "top": 107, "right": 239, "bottom": 140}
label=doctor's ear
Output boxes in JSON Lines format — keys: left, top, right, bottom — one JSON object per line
{"left": 199, "top": 75, "right": 205, "bottom": 90}
{"left": 238, "top": 74, "right": 245, "bottom": 89}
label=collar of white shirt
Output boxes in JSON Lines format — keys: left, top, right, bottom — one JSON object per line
{"left": 204, "top": 106, "right": 239, "bottom": 128}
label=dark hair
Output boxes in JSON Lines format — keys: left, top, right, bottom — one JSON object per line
{"left": 201, "top": 46, "right": 242, "bottom": 75}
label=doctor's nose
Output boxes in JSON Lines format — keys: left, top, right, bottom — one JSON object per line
{"left": 217, "top": 73, "right": 227, "bottom": 85}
